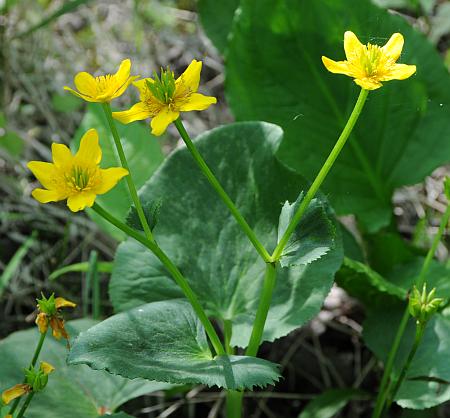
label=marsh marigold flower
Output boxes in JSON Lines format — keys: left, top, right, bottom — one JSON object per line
{"left": 28, "top": 129, "right": 128, "bottom": 212}
{"left": 113, "top": 60, "right": 217, "bottom": 136}
{"left": 35, "top": 294, "right": 76, "bottom": 341}
{"left": 322, "top": 31, "right": 416, "bottom": 90}
{"left": 64, "top": 59, "right": 138, "bottom": 103}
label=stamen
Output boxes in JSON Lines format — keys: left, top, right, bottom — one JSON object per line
{"left": 67, "top": 166, "right": 91, "bottom": 191}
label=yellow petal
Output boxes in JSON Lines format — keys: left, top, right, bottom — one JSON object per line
{"left": 381, "top": 63, "right": 416, "bottom": 81}
{"left": 176, "top": 60, "right": 202, "bottom": 94}
{"left": 112, "top": 75, "right": 140, "bottom": 100}
{"left": 31, "top": 188, "right": 64, "bottom": 204}
{"left": 40, "top": 361, "right": 55, "bottom": 375}
{"left": 66, "top": 192, "right": 96, "bottom": 212}
{"left": 150, "top": 109, "right": 179, "bottom": 136}
{"left": 73, "top": 72, "right": 97, "bottom": 98}
{"left": 63, "top": 86, "right": 98, "bottom": 103}
{"left": 55, "top": 297, "right": 77, "bottom": 309}
{"left": 35, "top": 312, "right": 49, "bottom": 333}
{"left": 321, "top": 56, "right": 351, "bottom": 75}
{"left": 2, "top": 384, "right": 30, "bottom": 405}
{"left": 95, "top": 167, "right": 129, "bottom": 194}
{"left": 27, "top": 161, "right": 58, "bottom": 189}
{"left": 179, "top": 93, "right": 217, "bottom": 111}
{"left": 51, "top": 143, "right": 73, "bottom": 167}
{"left": 344, "top": 31, "right": 364, "bottom": 60}
{"left": 75, "top": 129, "right": 101, "bottom": 164}
{"left": 114, "top": 59, "right": 131, "bottom": 85}
{"left": 382, "top": 33, "right": 404, "bottom": 61}
{"left": 354, "top": 77, "right": 382, "bottom": 90}
{"left": 133, "top": 78, "right": 153, "bottom": 98}
{"left": 113, "top": 102, "right": 152, "bottom": 124}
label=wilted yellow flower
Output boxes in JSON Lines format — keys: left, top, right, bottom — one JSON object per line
{"left": 322, "top": 31, "right": 416, "bottom": 90}
{"left": 39, "top": 362, "right": 55, "bottom": 376}
{"left": 113, "top": 60, "right": 217, "bottom": 136}
{"left": 2, "top": 384, "right": 30, "bottom": 405}
{"left": 27, "top": 129, "right": 128, "bottom": 212}
{"left": 64, "top": 59, "right": 139, "bottom": 103}
{"left": 35, "top": 294, "right": 76, "bottom": 341}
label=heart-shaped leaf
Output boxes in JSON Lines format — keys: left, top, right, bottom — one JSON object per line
{"left": 109, "top": 122, "right": 343, "bottom": 348}
{"left": 68, "top": 300, "right": 281, "bottom": 390}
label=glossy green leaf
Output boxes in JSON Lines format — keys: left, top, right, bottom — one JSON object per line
{"left": 298, "top": 388, "right": 369, "bottom": 418}
{"left": 336, "top": 257, "right": 406, "bottom": 306}
{"left": 0, "top": 320, "right": 171, "bottom": 418}
{"left": 72, "top": 104, "right": 164, "bottom": 240}
{"left": 278, "top": 194, "right": 336, "bottom": 267}
{"left": 364, "top": 303, "right": 450, "bottom": 409}
{"left": 225, "top": 0, "right": 450, "bottom": 232}
{"left": 110, "top": 122, "right": 343, "bottom": 347}
{"left": 198, "top": 0, "right": 240, "bottom": 53}
{"left": 68, "top": 300, "right": 281, "bottom": 390}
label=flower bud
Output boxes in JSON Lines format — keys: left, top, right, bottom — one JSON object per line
{"left": 409, "top": 284, "right": 443, "bottom": 324}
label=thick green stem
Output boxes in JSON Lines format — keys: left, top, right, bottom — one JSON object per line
{"left": 372, "top": 203, "right": 450, "bottom": 418}
{"left": 91, "top": 203, "right": 225, "bottom": 356}
{"left": 245, "top": 263, "right": 277, "bottom": 357}
{"left": 16, "top": 392, "right": 34, "bottom": 418}
{"left": 385, "top": 322, "right": 426, "bottom": 410}
{"left": 173, "top": 118, "right": 272, "bottom": 263}
{"left": 226, "top": 390, "right": 243, "bottom": 418}
{"left": 101, "top": 103, "right": 154, "bottom": 243}
{"left": 272, "top": 88, "right": 369, "bottom": 261}
{"left": 9, "top": 330, "right": 47, "bottom": 415}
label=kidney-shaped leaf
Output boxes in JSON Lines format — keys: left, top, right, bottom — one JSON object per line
{"left": 109, "top": 122, "right": 343, "bottom": 348}
{"left": 0, "top": 319, "right": 170, "bottom": 418}
{"left": 68, "top": 300, "right": 280, "bottom": 390}
{"left": 225, "top": 0, "right": 450, "bottom": 232}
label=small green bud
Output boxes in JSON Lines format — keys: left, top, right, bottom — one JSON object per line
{"left": 24, "top": 362, "right": 55, "bottom": 392}
{"left": 408, "top": 284, "right": 443, "bottom": 324}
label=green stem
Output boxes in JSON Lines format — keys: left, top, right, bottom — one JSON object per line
{"left": 16, "top": 392, "right": 34, "bottom": 418}
{"left": 91, "top": 202, "right": 225, "bottom": 356}
{"left": 385, "top": 321, "right": 427, "bottom": 411}
{"left": 372, "top": 202, "right": 450, "bottom": 418}
{"left": 173, "top": 118, "right": 272, "bottom": 263}
{"left": 272, "top": 88, "right": 369, "bottom": 261}
{"left": 9, "top": 331, "right": 47, "bottom": 415}
{"left": 245, "top": 263, "right": 277, "bottom": 357}
{"left": 101, "top": 103, "right": 154, "bottom": 243}
{"left": 224, "top": 319, "right": 234, "bottom": 355}
{"left": 226, "top": 390, "right": 243, "bottom": 418}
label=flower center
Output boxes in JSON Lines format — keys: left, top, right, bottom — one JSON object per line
{"left": 66, "top": 166, "right": 92, "bottom": 191}
{"left": 360, "top": 44, "right": 383, "bottom": 76}
{"left": 147, "top": 67, "right": 176, "bottom": 105}
{"left": 95, "top": 74, "right": 113, "bottom": 93}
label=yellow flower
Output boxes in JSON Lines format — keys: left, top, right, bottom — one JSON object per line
{"left": 64, "top": 59, "right": 139, "bottom": 103}
{"left": 27, "top": 129, "right": 128, "bottom": 212}
{"left": 322, "top": 31, "right": 416, "bottom": 90}
{"left": 2, "top": 384, "right": 30, "bottom": 405}
{"left": 112, "top": 60, "right": 217, "bottom": 136}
